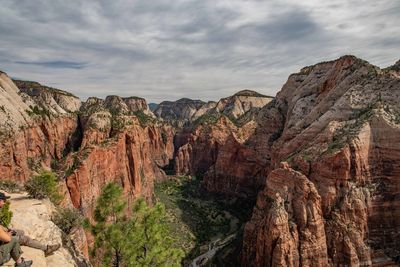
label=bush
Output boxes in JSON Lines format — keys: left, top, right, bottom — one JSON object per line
{"left": 0, "top": 201, "right": 13, "bottom": 227}
{"left": 24, "top": 170, "right": 62, "bottom": 204}
{"left": 52, "top": 207, "right": 83, "bottom": 234}
{"left": 0, "top": 180, "right": 22, "bottom": 193}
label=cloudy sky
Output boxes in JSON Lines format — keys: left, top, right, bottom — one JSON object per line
{"left": 0, "top": 0, "right": 399, "bottom": 103}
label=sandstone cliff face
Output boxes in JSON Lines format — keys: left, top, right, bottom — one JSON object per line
{"left": 241, "top": 56, "right": 400, "bottom": 266}
{"left": 173, "top": 90, "right": 274, "bottom": 198}
{"left": 174, "top": 116, "right": 237, "bottom": 177}
{"left": 0, "top": 73, "right": 79, "bottom": 182}
{"left": 65, "top": 96, "right": 174, "bottom": 218}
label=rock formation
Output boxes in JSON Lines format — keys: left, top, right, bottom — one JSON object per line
{"left": 0, "top": 73, "right": 80, "bottom": 182}
{"left": 154, "top": 98, "right": 213, "bottom": 127}
{"left": 64, "top": 95, "right": 174, "bottom": 219}
{"left": 241, "top": 56, "right": 400, "bottom": 266}
{"left": 153, "top": 90, "right": 272, "bottom": 127}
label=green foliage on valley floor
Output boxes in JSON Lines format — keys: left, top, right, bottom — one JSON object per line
{"left": 84, "top": 182, "right": 184, "bottom": 267}
{"left": 154, "top": 176, "right": 243, "bottom": 263}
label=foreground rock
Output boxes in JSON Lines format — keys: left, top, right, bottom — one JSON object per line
{"left": 4, "top": 192, "right": 85, "bottom": 267}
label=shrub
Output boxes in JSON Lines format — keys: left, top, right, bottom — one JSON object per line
{"left": 0, "top": 180, "right": 22, "bottom": 193}
{"left": 24, "top": 170, "right": 62, "bottom": 204}
{"left": 0, "top": 201, "right": 13, "bottom": 227}
{"left": 52, "top": 207, "right": 83, "bottom": 234}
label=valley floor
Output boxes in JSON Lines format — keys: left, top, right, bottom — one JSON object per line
{"left": 154, "top": 176, "right": 248, "bottom": 266}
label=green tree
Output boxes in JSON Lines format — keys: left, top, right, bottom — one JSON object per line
{"left": 86, "top": 182, "right": 184, "bottom": 267}
{"left": 123, "top": 199, "right": 184, "bottom": 267}
{"left": 88, "top": 182, "right": 127, "bottom": 267}
{"left": 24, "top": 170, "right": 62, "bottom": 203}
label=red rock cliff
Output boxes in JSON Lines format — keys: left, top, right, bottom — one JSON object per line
{"left": 65, "top": 96, "right": 174, "bottom": 219}
{"left": 0, "top": 72, "right": 80, "bottom": 182}
{"left": 241, "top": 56, "right": 400, "bottom": 266}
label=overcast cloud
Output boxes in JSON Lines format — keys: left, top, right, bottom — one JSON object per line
{"left": 0, "top": 0, "right": 399, "bottom": 102}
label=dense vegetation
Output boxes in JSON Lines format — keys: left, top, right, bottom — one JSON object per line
{"left": 52, "top": 207, "right": 83, "bottom": 235}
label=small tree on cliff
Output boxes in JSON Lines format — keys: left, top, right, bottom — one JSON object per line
{"left": 86, "top": 182, "right": 184, "bottom": 267}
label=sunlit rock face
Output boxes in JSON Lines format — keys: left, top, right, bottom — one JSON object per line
{"left": 0, "top": 73, "right": 80, "bottom": 182}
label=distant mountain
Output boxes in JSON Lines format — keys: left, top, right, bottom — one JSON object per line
{"left": 153, "top": 90, "right": 273, "bottom": 127}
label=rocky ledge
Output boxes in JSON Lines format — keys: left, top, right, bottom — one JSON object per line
{"left": 2, "top": 192, "right": 87, "bottom": 267}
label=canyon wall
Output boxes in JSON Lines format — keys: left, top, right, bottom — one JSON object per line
{"left": 240, "top": 56, "right": 400, "bottom": 266}
{"left": 65, "top": 97, "right": 175, "bottom": 218}
{"left": 0, "top": 73, "right": 80, "bottom": 182}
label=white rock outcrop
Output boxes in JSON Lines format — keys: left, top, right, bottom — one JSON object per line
{"left": 2, "top": 192, "right": 77, "bottom": 267}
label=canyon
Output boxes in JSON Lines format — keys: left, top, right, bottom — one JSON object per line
{"left": 0, "top": 55, "right": 399, "bottom": 266}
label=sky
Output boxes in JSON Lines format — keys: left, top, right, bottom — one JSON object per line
{"left": 0, "top": 0, "right": 399, "bottom": 103}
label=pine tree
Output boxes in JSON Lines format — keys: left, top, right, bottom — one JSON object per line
{"left": 123, "top": 199, "right": 184, "bottom": 267}
{"left": 86, "top": 182, "right": 127, "bottom": 267}
{"left": 86, "top": 182, "right": 184, "bottom": 267}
